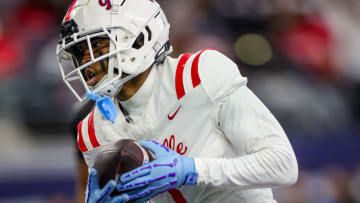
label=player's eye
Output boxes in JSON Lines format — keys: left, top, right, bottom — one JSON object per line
{"left": 92, "top": 40, "right": 109, "bottom": 53}
{"left": 92, "top": 41, "right": 101, "bottom": 49}
{"left": 76, "top": 43, "right": 87, "bottom": 53}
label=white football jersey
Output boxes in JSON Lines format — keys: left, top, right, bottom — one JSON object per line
{"left": 77, "top": 49, "right": 298, "bottom": 203}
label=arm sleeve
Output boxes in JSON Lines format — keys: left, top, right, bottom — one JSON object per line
{"left": 194, "top": 86, "right": 298, "bottom": 189}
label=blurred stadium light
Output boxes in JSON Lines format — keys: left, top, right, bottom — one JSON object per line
{"left": 234, "top": 34, "right": 273, "bottom": 66}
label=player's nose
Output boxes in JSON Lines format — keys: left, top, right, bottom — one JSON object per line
{"left": 82, "top": 50, "right": 91, "bottom": 65}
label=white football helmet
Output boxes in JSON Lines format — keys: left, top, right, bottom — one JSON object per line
{"left": 56, "top": 0, "right": 171, "bottom": 101}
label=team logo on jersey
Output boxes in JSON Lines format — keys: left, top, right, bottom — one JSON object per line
{"left": 99, "top": 0, "right": 111, "bottom": 10}
{"left": 163, "top": 135, "right": 188, "bottom": 155}
{"left": 168, "top": 105, "right": 182, "bottom": 120}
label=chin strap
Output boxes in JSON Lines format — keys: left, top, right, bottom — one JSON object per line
{"left": 155, "top": 41, "right": 172, "bottom": 64}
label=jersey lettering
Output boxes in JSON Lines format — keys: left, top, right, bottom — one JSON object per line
{"left": 163, "top": 135, "right": 188, "bottom": 155}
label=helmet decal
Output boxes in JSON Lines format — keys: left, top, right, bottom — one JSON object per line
{"left": 65, "top": 0, "right": 79, "bottom": 21}
{"left": 99, "top": 0, "right": 111, "bottom": 10}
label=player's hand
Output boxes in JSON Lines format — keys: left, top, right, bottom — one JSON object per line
{"left": 116, "top": 140, "right": 198, "bottom": 202}
{"left": 86, "top": 168, "right": 129, "bottom": 203}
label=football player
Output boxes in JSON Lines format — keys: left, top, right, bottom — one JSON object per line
{"left": 56, "top": 0, "right": 298, "bottom": 202}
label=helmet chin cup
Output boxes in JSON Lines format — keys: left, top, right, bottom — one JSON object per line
{"left": 92, "top": 75, "right": 122, "bottom": 97}
{"left": 100, "top": 84, "right": 118, "bottom": 97}
{"left": 94, "top": 73, "right": 136, "bottom": 98}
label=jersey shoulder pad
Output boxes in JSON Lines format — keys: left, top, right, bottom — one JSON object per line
{"left": 190, "top": 49, "right": 247, "bottom": 102}
{"left": 77, "top": 103, "right": 129, "bottom": 166}
{"left": 76, "top": 107, "right": 100, "bottom": 153}
{"left": 77, "top": 103, "right": 126, "bottom": 153}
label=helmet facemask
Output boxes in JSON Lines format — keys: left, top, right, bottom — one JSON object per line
{"left": 58, "top": 27, "right": 128, "bottom": 101}
{"left": 56, "top": 0, "right": 171, "bottom": 102}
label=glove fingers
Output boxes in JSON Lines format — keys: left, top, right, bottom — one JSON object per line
{"left": 98, "top": 180, "right": 116, "bottom": 201}
{"left": 126, "top": 188, "right": 147, "bottom": 201}
{"left": 88, "top": 168, "right": 100, "bottom": 190}
{"left": 127, "top": 180, "right": 174, "bottom": 201}
{"left": 119, "top": 172, "right": 176, "bottom": 192}
{"left": 129, "top": 188, "right": 153, "bottom": 202}
{"left": 120, "top": 164, "right": 151, "bottom": 183}
{"left": 110, "top": 194, "right": 129, "bottom": 203}
{"left": 138, "top": 140, "right": 170, "bottom": 156}
{"left": 117, "top": 176, "right": 149, "bottom": 192}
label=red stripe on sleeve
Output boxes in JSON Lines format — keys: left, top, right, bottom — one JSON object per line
{"left": 191, "top": 49, "right": 217, "bottom": 88}
{"left": 168, "top": 189, "right": 187, "bottom": 203}
{"left": 88, "top": 108, "right": 100, "bottom": 148}
{"left": 77, "top": 120, "right": 88, "bottom": 152}
{"left": 175, "top": 53, "right": 192, "bottom": 100}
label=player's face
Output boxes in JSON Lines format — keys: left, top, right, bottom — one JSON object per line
{"left": 71, "top": 36, "right": 149, "bottom": 100}
{"left": 77, "top": 38, "right": 110, "bottom": 86}
{"left": 79, "top": 36, "right": 142, "bottom": 87}
{"left": 80, "top": 38, "right": 110, "bottom": 87}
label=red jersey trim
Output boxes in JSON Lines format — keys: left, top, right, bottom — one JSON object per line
{"left": 168, "top": 189, "right": 187, "bottom": 203}
{"left": 175, "top": 53, "right": 192, "bottom": 100}
{"left": 191, "top": 49, "right": 216, "bottom": 87}
{"left": 77, "top": 120, "right": 88, "bottom": 152}
{"left": 88, "top": 108, "right": 100, "bottom": 148}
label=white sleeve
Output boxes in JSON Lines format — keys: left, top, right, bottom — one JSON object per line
{"left": 194, "top": 86, "right": 298, "bottom": 189}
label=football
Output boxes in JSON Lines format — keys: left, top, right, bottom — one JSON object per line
{"left": 93, "top": 139, "right": 154, "bottom": 196}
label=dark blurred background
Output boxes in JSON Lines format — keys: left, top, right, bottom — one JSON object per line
{"left": 0, "top": 0, "right": 359, "bottom": 202}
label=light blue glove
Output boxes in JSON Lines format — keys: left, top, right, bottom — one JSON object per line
{"left": 86, "top": 168, "right": 129, "bottom": 203}
{"left": 116, "top": 140, "right": 198, "bottom": 202}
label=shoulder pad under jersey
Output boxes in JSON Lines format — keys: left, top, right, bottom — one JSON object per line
{"left": 174, "top": 49, "right": 247, "bottom": 102}
{"left": 76, "top": 104, "right": 128, "bottom": 166}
